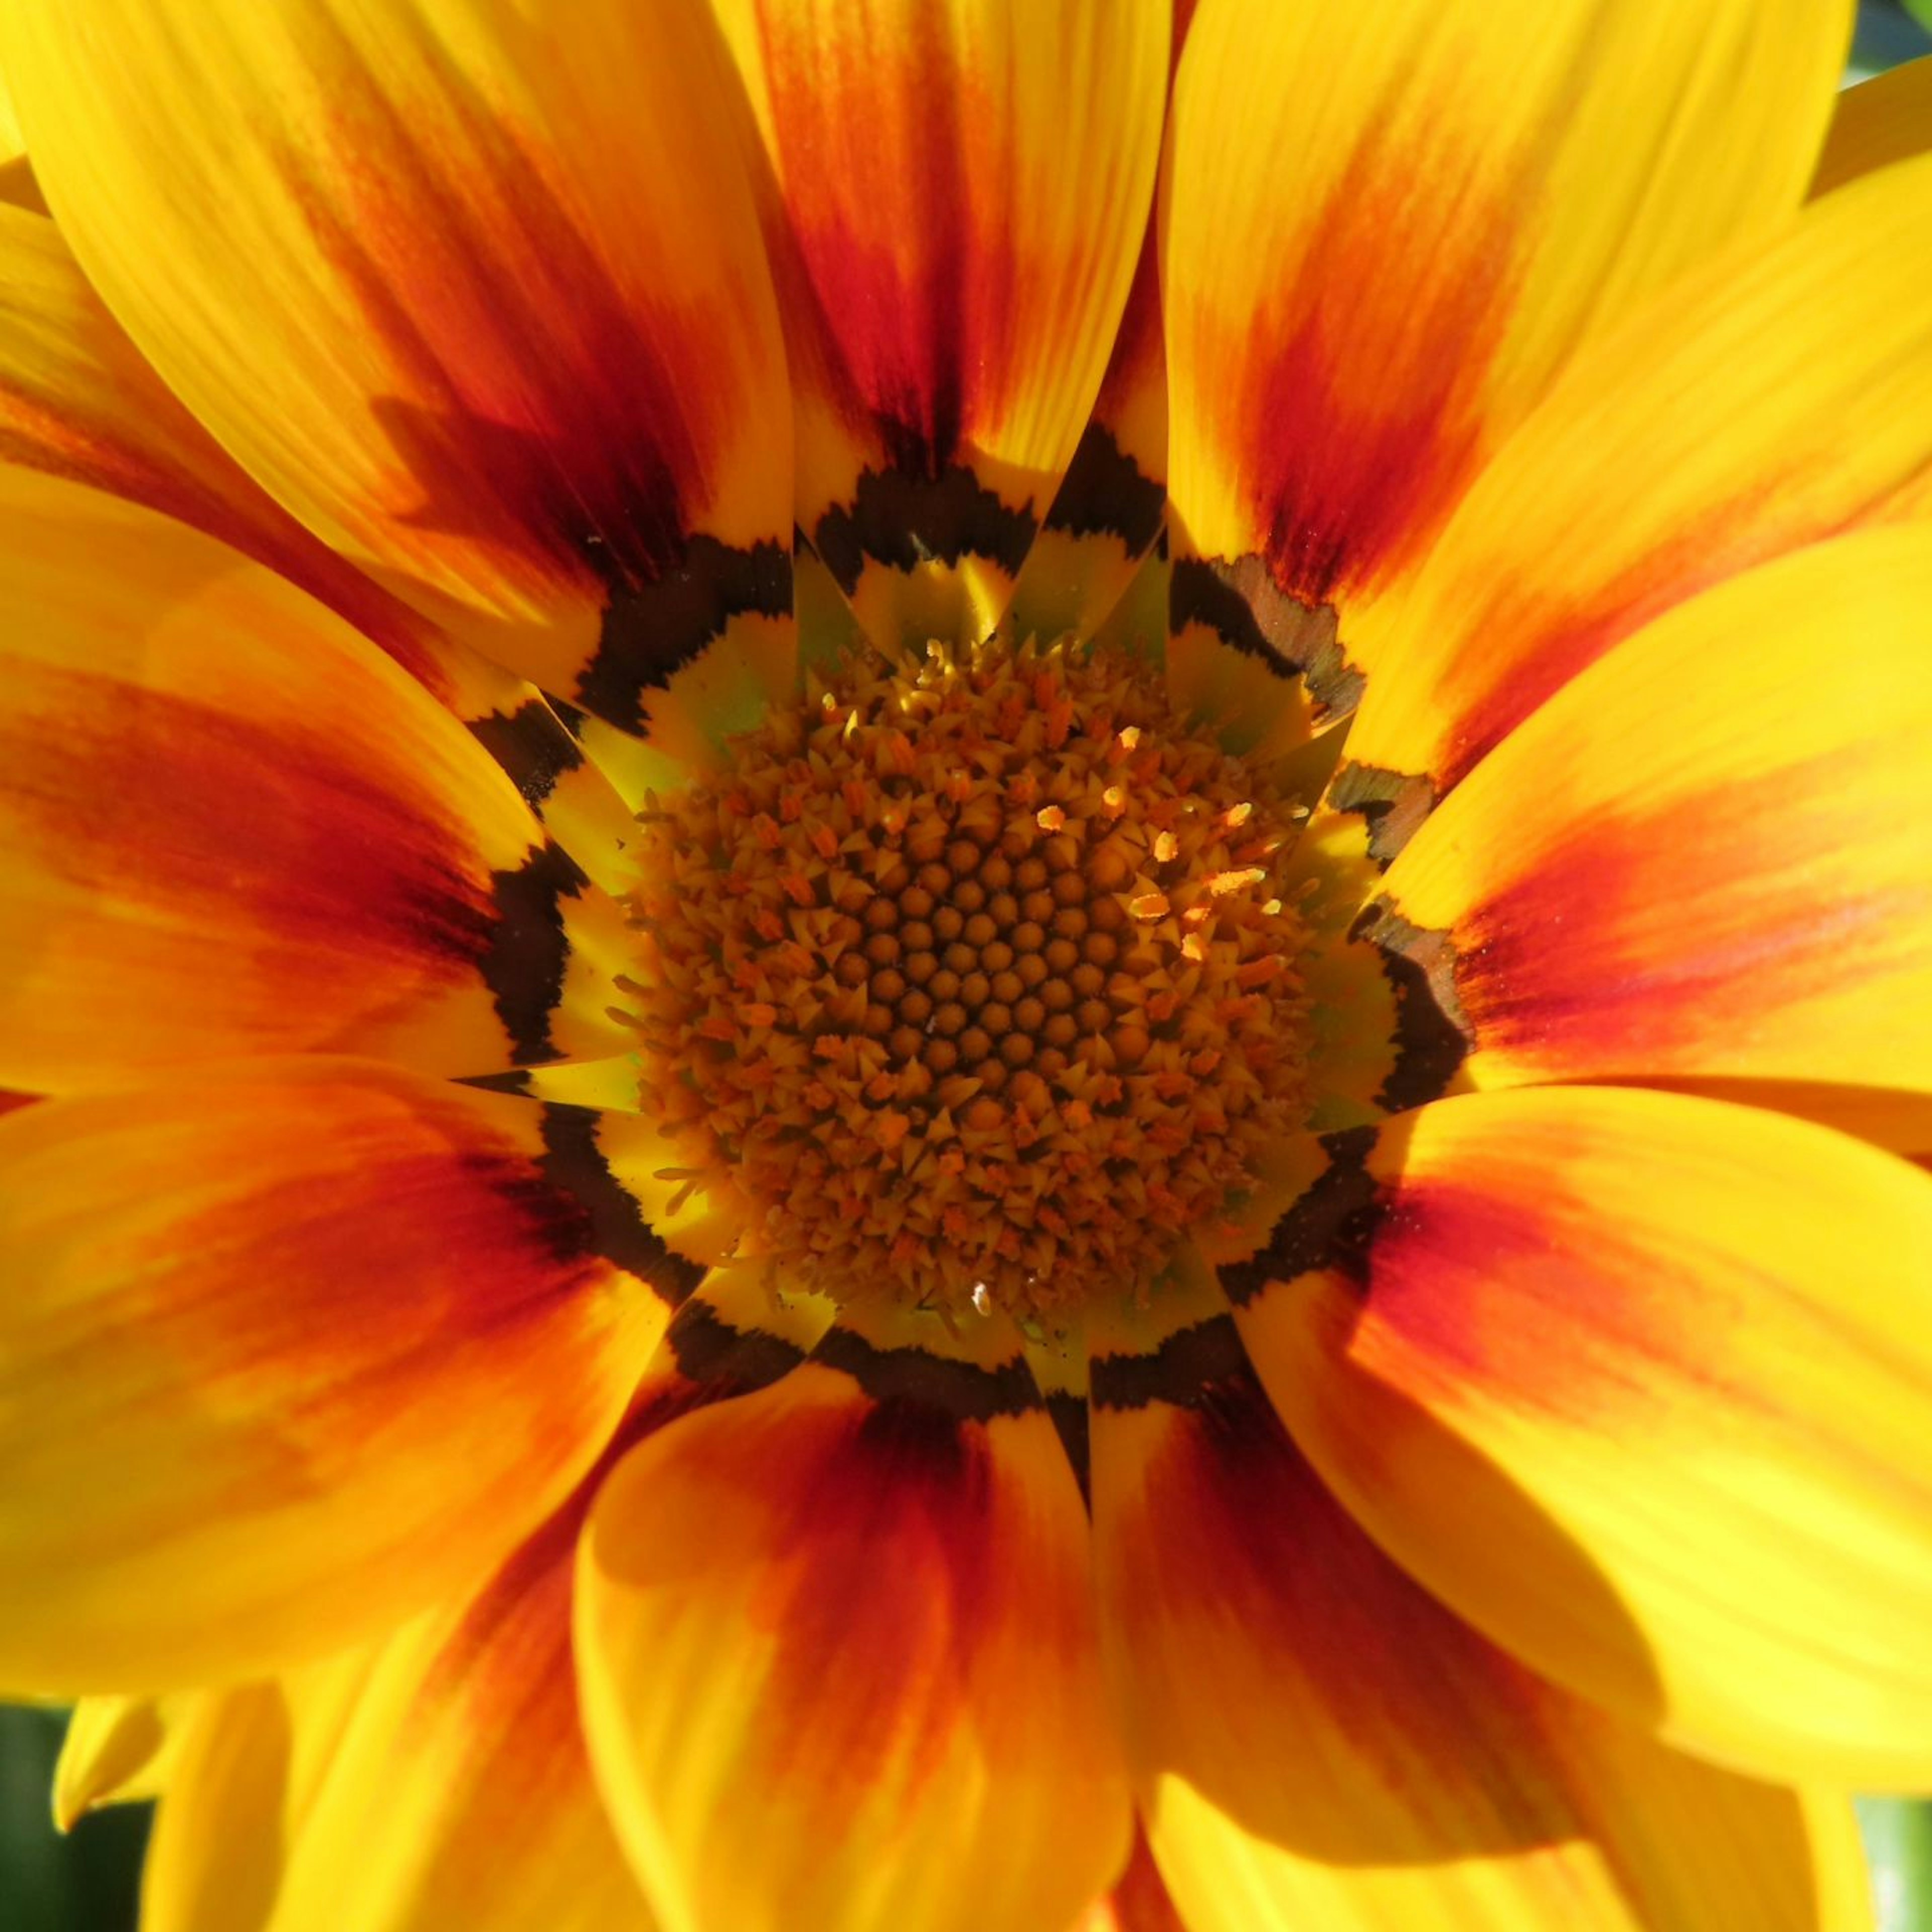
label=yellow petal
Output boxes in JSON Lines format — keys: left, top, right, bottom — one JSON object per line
{"left": 54, "top": 1694, "right": 196, "bottom": 1826}
{"left": 1340, "top": 154, "right": 1932, "bottom": 819}
{"left": 1091, "top": 1328, "right": 1874, "bottom": 1929}
{"left": 141, "top": 1651, "right": 376, "bottom": 1932}
{"left": 1165, "top": 0, "right": 1845, "bottom": 658}
{"left": 1007, "top": 6, "right": 1190, "bottom": 649}
{"left": 0, "top": 1059, "right": 666, "bottom": 1693}
{"left": 1237, "top": 1084, "right": 1932, "bottom": 1788}
{"left": 2, "top": 0, "right": 793, "bottom": 727}
{"left": 0, "top": 56, "right": 38, "bottom": 211}
{"left": 0, "top": 469, "right": 636, "bottom": 1088}
{"left": 578, "top": 1307, "right": 1131, "bottom": 1932}
{"left": 714, "top": 0, "right": 1168, "bottom": 654}
{"left": 263, "top": 1471, "right": 650, "bottom": 1931}
{"left": 0, "top": 197, "right": 716, "bottom": 862}
{"left": 1363, "top": 528, "right": 1932, "bottom": 1105}
{"left": 1812, "top": 57, "right": 1932, "bottom": 198}
{"left": 0, "top": 199, "right": 466, "bottom": 687}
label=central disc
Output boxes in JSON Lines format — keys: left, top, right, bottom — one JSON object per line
{"left": 625, "top": 639, "right": 1312, "bottom": 1322}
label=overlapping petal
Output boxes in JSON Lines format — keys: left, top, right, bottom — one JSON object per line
{"left": 578, "top": 1306, "right": 1131, "bottom": 1932}
{"left": 54, "top": 1695, "right": 196, "bottom": 1827}
{"left": 1362, "top": 529, "right": 1932, "bottom": 1105}
{"left": 0, "top": 1059, "right": 665, "bottom": 1693}
{"left": 248, "top": 1494, "right": 650, "bottom": 1931}
{"left": 1338, "top": 157, "right": 1932, "bottom": 822}
{"left": 1812, "top": 56, "right": 1932, "bottom": 197}
{"left": 1090, "top": 1327, "right": 1872, "bottom": 1929}
{"left": 0, "top": 469, "right": 633, "bottom": 1088}
{"left": 0, "top": 198, "right": 454, "bottom": 687}
{"left": 141, "top": 1654, "right": 375, "bottom": 1932}
{"left": 1163, "top": 0, "right": 1844, "bottom": 706}
{"left": 0, "top": 0, "right": 793, "bottom": 729}
{"left": 714, "top": 0, "right": 1167, "bottom": 652}
{"left": 1237, "top": 1085, "right": 1932, "bottom": 1787}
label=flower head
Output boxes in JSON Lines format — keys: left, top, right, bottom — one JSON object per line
{"left": 2, "top": 3, "right": 1931, "bottom": 1930}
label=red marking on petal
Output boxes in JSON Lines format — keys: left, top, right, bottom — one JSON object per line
{"left": 666, "top": 1386, "right": 1002, "bottom": 1801}
{"left": 1211, "top": 142, "right": 1525, "bottom": 604}
{"left": 760, "top": 1397, "right": 993, "bottom": 1798}
{"left": 291, "top": 62, "right": 740, "bottom": 602}
{"left": 1454, "top": 753, "right": 1925, "bottom": 1069}
{"left": 1437, "top": 498, "right": 1844, "bottom": 792}
{"left": 758, "top": 16, "right": 999, "bottom": 471}
{"left": 1093, "top": 216, "right": 1161, "bottom": 429}
{"left": 0, "top": 401, "right": 448, "bottom": 696}
{"left": 420, "top": 1378, "right": 670, "bottom": 1727}
{"left": 152, "top": 1133, "right": 612, "bottom": 1431}
{"left": 1, "top": 670, "right": 498, "bottom": 995}
{"left": 1134, "top": 1367, "right": 1542, "bottom": 1772}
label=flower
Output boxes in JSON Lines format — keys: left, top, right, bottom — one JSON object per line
{"left": 2, "top": 2, "right": 1931, "bottom": 1929}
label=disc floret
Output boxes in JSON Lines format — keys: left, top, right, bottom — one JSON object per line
{"left": 622, "top": 638, "right": 1313, "bottom": 1322}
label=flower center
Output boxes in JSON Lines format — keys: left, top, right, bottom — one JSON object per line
{"left": 623, "top": 639, "right": 1312, "bottom": 1324}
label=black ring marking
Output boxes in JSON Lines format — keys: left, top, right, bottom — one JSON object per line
{"left": 467, "top": 697, "right": 586, "bottom": 810}
{"left": 1326, "top": 759, "right": 1438, "bottom": 870}
{"left": 479, "top": 841, "right": 592, "bottom": 1065}
{"left": 577, "top": 534, "right": 791, "bottom": 734}
{"left": 536, "top": 1103, "right": 707, "bottom": 1308}
{"left": 665, "top": 1294, "right": 809, "bottom": 1397}
{"left": 1218, "top": 1127, "right": 1385, "bottom": 1308}
{"left": 1089, "top": 1312, "right": 1248, "bottom": 1412}
{"left": 813, "top": 1321, "right": 1039, "bottom": 1423}
{"left": 1350, "top": 904, "right": 1473, "bottom": 1112}
{"left": 1045, "top": 1388, "right": 1091, "bottom": 1508}
{"left": 1042, "top": 422, "right": 1164, "bottom": 551}
{"left": 812, "top": 463, "right": 1038, "bottom": 599}
{"left": 1169, "top": 553, "right": 1363, "bottom": 720}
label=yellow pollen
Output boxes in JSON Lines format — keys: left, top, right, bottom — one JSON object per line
{"left": 621, "top": 638, "right": 1314, "bottom": 1323}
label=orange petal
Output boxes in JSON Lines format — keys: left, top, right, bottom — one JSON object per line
{"left": 0, "top": 470, "right": 630, "bottom": 1088}
{"left": 577, "top": 1305, "right": 1131, "bottom": 1932}
{"left": 1338, "top": 154, "right": 1932, "bottom": 827}
{"left": 1362, "top": 529, "right": 1932, "bottom": 1105}
{"left": 3, "top": 0, "right": 794, "bottom": 729}
{"left": 1089, "top": 1329, "right": 1874, "bottom": 1929}
{"left": 1236, "top": 1084, "right": 1932, "bottom": 1788}
{"left": 1076, "top": 1825, "right": 1188, "bottom": 1932}
{"left": 0, "top": 197, "right": 710, "bottom": 868}
{"left": 1163, "top": 0, "right": 1845, "bottom": 711}
{"left": 0, "top": 1059, "right": 667, "bottom": 1693}
{"left": 715, "top": 0, "right": 1168, "bottom": 653}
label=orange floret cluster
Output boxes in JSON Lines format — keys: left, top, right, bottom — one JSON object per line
{"left": 622, "top": 639, "right": 1313, "bottom": 1322}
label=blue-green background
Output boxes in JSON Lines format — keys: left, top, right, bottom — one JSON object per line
{"left": 3, "top": 4, "right": 1929, "bottom": 1926}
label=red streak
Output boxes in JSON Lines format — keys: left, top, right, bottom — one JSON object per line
{"left": 1456, "top": 752, "right": 1921, "bottom": 1074}
{"left": 1436, "top": 501, "right": 1870, "bottom": 794}
{"left": 1, "top": 668, "right": 497, "bottom": 1013}
{"left": 1218, "top": 133, "right": 1525, "bottom": 604}
{"left": 294, "top": 41, "right": 737, "bottom": 598}
{"left": 757, "top": 7, "right": 1008, "bottom": 472}
{"left": 743, "top": 1392, "right": 998, "bottom": 1801}
{"left": 156, "top": 1125, "right": 608, "bottom": 1416}
{"left": 1123, "top": 1369, "right": 1558, "bottom": 1850}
